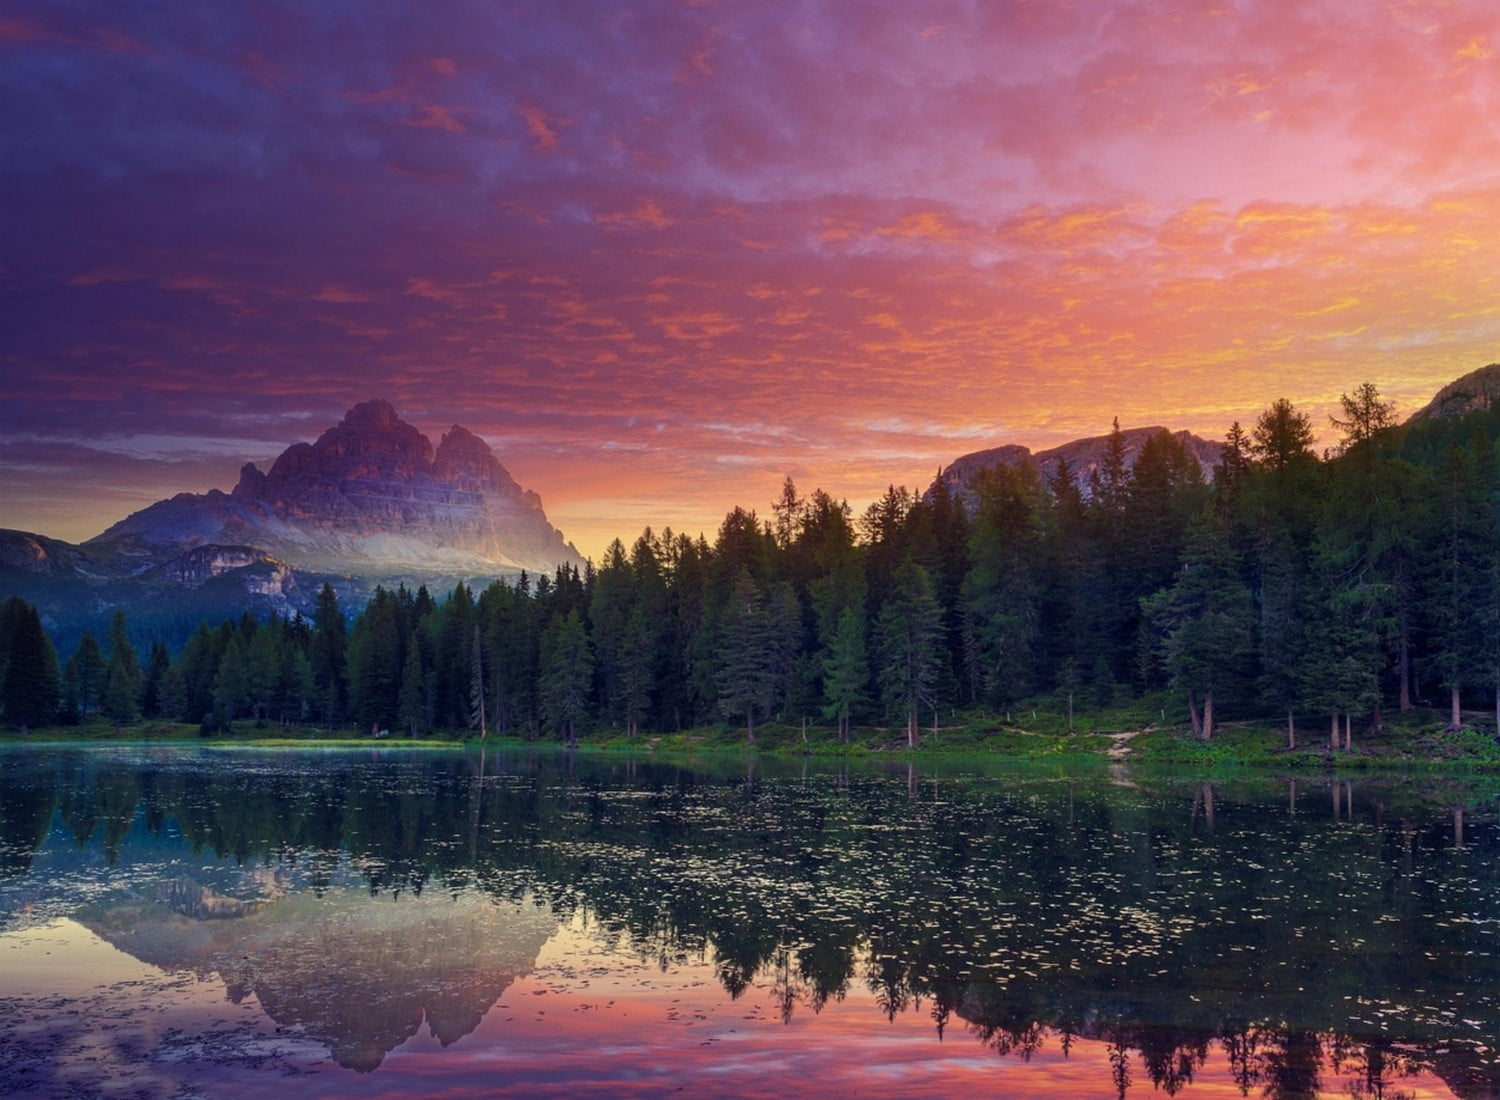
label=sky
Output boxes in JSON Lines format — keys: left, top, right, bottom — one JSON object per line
{"left": 2, "top": 0, "right": 1498, "bottom": 563}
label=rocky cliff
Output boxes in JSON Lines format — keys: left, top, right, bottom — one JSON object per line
{"left": 1407, "top": 363, "right": 1500, "bottom": 422}
{"left": 86, "top": 399, "right": 583, "bottom": 576}
{"left": 940, "top": 426, "right": 1224, "bottom": 509}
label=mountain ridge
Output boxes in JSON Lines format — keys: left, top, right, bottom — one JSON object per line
{"left": 86, "top": 399, "right": 583, "bottom": 576}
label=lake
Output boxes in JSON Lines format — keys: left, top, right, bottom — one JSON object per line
{"left": 0, "top": 746, "right": 1496, "bottom": 1098}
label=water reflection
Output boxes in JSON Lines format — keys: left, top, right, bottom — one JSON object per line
{"left": 2, "top": 747, "right": 1498, "bottom": 1097}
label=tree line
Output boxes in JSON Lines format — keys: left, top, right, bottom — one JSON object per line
{"left": 2, "top": 381, "right": 1498, "bottom": 745}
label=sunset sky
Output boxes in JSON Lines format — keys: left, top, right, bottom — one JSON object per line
{"left": 2, "top": 1, "right": 1498, "bottom": 562}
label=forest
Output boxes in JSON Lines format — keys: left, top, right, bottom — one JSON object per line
{"left": 2, "top": 382, "right": 1499, "bottom": 748}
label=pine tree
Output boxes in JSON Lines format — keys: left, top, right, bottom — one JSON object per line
{"left": 540, "top": 609, "right": 593, "bottom": 746}
{"left": 468, "top": 625, "right": 487, "bottom": 739}
{"left": 102, "top": 659, "right": 139, "bottom": 726}
{"left": 400, "top": 641, "right": 427, "bottom": 738}
{"left": 212, "top": 633, "right": 250, "bottom": 732}
{"left": 716, "top": 568, "right": 776, "bottom": 744}
{"left": 1427, "top": 443, "right": 1488, "bottom": 729}
{"left": 102, "top": 610, "right": 141, "bottom": 724}
{"left": 140, "top": 641, "right": 170, "bottom": 718}
{"left": 820, "top": 606, "right": 869, "bottom": 742}
{"left": 619, "top": 604, "right": 656, "bottom": 738}
{"left": 875, "top": 560, "right": 944, "bottom": 748}
{"left": 310, "top": 583, "right": 347, "bottom": 727}
{"left": 1, "top": 603, "right": 60, "bottom": 730}
{"left": 71, "top": 633, "right": 106, "bottom": 717}
{"left": 1141, "top": 508, "right": 1254, "bottom": 740}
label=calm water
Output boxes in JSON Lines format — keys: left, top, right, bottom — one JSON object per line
{"left": 1, "top": 747, "right": 1497, "bottom": 1099}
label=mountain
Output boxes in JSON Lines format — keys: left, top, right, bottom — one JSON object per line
{"left": 80, "top": 880, "right": 557, "bottom": 1072}
{"left": 939, "top": 426, "right": 1224, "bottom": 509}
{"left": 86, "top": 399, "right": 583, "bottom": 576}
{"left": 1407, "top": 363, "right": 1500, "bottom": 422}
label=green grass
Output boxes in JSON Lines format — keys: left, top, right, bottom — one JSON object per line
{"left": 6, "top": 699, "right": 1496, "bottom": 772}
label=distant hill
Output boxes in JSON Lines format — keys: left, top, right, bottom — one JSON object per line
{"left": 1407, "top": 363, "right": 1500, "bottom": 422}
{"left": 939, "top": 426, "right": 1224, "bottom": 509}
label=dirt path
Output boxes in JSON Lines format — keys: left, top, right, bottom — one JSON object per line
{"left": 1106, "top": 729, "right": 1142, "bottom": 759}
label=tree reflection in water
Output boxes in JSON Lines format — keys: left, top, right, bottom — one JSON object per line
{"left": 1, "top": 746, "right": 1497, "bottom": 1096}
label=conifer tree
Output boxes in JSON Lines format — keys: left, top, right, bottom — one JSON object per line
{"left": 1141, "top": 509, "right": 1254, "bottom": 740}
{"left": 821, "top": 606, "right": 869, "bottom": 742}
{"left": 71, "top": 634, "right": 107, "bottom": 718}
{"left": 1, "top": 603, "right": 60, "bottom": 730}
{"left": 140, "top": 641, "right": 170, "bottom": 719}
{"left": 400, "top": 642, "right": 427, "bottom": 738}
{"left": 716, "top": 568, "right": 776, "bottom": 744}
{"left": 541, "top": 609, "right": 592, "bottom": 746}
{"left": 875, "top": 560, "right": 944, "bottom": 748}
{"left": 468, "top": 625, "right": 487, "bottom": 739}
{"left": 102, "top": 610, "right": 141, "bottom": 724}
{"left": 310, "top": 583, "right": 347, "bottom": 727}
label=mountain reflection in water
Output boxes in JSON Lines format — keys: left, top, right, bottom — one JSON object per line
{"left": 0, "top": 746, "right": 1497, "bottom": 1098}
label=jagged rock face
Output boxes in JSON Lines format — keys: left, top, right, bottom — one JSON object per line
{"left": 940, "top": 426, "right": 1224, "bottom": 509}
{"left": 140, "top": 545, "right": 296, "bottom": 610}
{"left": 0, "top": 530, "right": 99, "bottom": 578}
{"left": 1408, "top": 363, "right": 1500, "bottom": 421}
{"left": 80, "top": 881, "right": 558, "bottom": 1073}
{"left": 86, "top": 399, "right": 583, "bottom": 576}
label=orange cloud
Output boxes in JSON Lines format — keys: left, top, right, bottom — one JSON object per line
{"left": 596, "top": 200, "right": 675, "bottom": 230}
{"left": 518, "top": 102, "right": 567, "bottom": 151}
{"left": 405, "top": 104, "right": 465, "bottom": 133}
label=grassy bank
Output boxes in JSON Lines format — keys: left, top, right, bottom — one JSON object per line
{"left": 5, "top": 696, "right": 1498, "bottom": 771}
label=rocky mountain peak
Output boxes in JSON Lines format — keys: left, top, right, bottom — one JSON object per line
{"left": 939, "top": 426, "right": 1223, "bottom": 510}
{"left": 1408, "top": 363, "right": 1500, "bottom": 422}
{"left": 434, "top": 424, "right": 524, "bottom": 498}
{"left": 87, "top": 400, "right": 583, "bottom": 575}
{"left": 341, "top": 398, "right": 401, "bottom": 431}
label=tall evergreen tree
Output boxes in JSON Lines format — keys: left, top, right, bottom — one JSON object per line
{"left": 399, "top": 641, "right": 426, "bottom": 739}
{"left": 1, "top": 603, "right": 60, "bottom": 730}
{"left": 70, "top": 633, "right": 106, "bottom": 718}
{"left": 717, "top": 568, "right": 776, "bottom": 744}
{"left": 1427, "top": 443, "right": 1488, "bottom": 729}
{"left": 875, "top": 560, "right": 944, "bottom": 748}
{"left": 540, "top": 609, "right": 593, "bottom": 746}
{"left": 310, "top": 583, "right": 347, "bottom": 727}
{"left": 821, "top": 606, "right": 869, "bottom": 742}
{"left": 468, "top": 625, "right": 487, "bottom": 739}
{"left": 1141, "top": 509, "right": 1254, "bottom": 740}
{"left": 140, "top": 641, "right": 170, "bottom": 719}
{"left": 102, "top": 610, "right": 141, "bottom": 724}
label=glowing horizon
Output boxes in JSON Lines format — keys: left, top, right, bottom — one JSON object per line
{"left": 2, "top": 2, "right": 1498, "bottom": 562}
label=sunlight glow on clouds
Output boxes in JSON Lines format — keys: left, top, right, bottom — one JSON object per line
{"left": 1, "top": 1, "right": 1498, "bottom": 559}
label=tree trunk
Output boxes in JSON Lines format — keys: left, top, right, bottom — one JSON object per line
{"left": 1343, "top": 712, "right": 1352, "bottom": 752}
{"left": 907, "top": 707, "right": 917, "bottom": 748}
{"left": 1286, "top": 707, "right": 1296, "bottom": 751}
{"left": 1450, "top": 685, "right": 1462, "bottom": 732}
{"left": 1398, "top": 635, "right": 1413, "bottom": 711}
{"left": 1330, "top": 712, "right": 1340, "bottom": 750}
{"left": 1187, "top": 691, "right": 1202, "bottom": 737}
{"left": 1201, "top": 690, "right": 1214, "bottom": 741}
{"left": 1067, "top": 690, "right": 1075, "bottom": 733}
{"left": 746, "top": 709, "right": 756, "bottom": 746}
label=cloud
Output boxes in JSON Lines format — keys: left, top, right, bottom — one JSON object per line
{"left": 517, "top": 102, "right": 566, "bottom": 151}
{"left": 3, "top": 0, "right": 1500, "bottom": 560}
